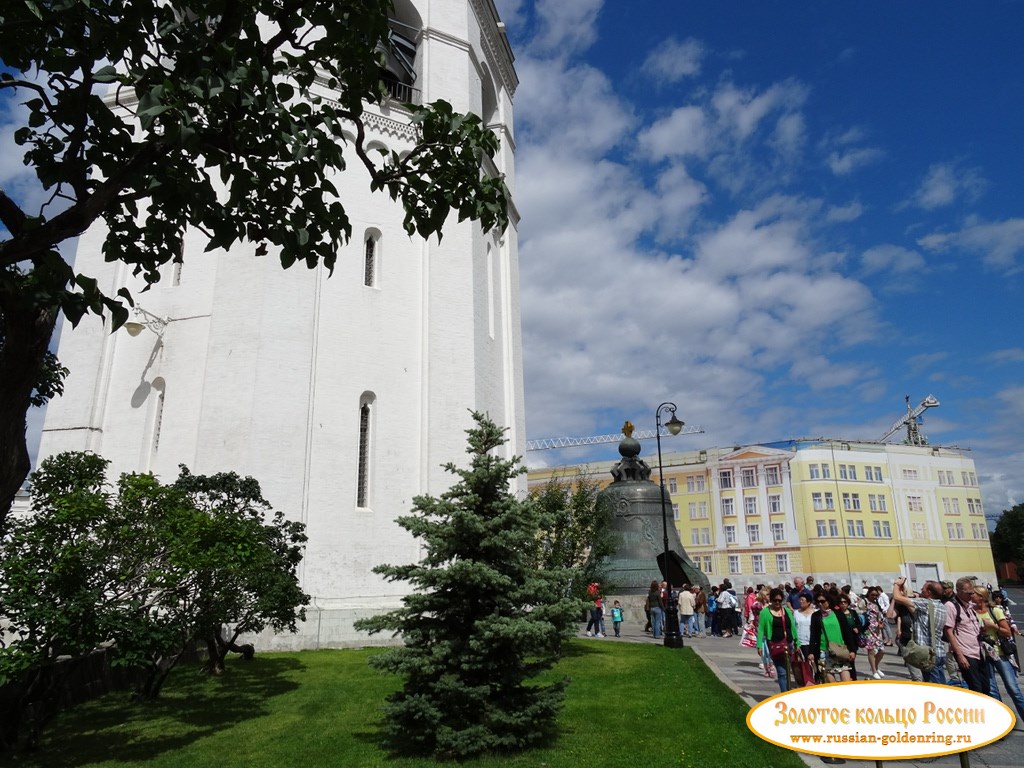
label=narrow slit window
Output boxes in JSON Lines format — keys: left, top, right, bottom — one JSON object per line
{"left": 364, "top": 236, "right": 376, "bottom": 287}
{"left": 357, "top": 402, "right": 371, "bottom": 507}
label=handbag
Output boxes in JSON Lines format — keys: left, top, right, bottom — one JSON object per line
{"left": 999, "top": 636, "right": 1018, "bottom": 658}
{"left": 828, "top": 641, "right": 853, "bottom": 662}
{"left": 768, "top": 639, "right": 789, "bottom": 662}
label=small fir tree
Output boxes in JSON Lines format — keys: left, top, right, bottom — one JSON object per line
{"left": 355, "top": 412, "right": 578, "bottom": 759}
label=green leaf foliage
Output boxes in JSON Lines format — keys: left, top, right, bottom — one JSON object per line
{"left": 0, "top": 453, "right": 309, "bottom": 702}
{"left": 990, "top": 503, "right": 1024, "bottom": 569}
{"left": 354, "top": 413, "right": 578, "bottom": 759}
{"left": 530, "top": 472, "right": 616, "bottom": 602}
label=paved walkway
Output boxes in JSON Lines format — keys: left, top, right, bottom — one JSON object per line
{"left": 585, "top": 602, "right": 1023, "bottom": 768}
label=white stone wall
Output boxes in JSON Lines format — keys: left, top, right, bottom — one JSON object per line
{"left": 37, "top": 0, "right": 523, "bottom": 649}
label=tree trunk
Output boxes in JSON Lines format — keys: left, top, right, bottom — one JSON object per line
{"left": 0, "top": 290, "right": 57, "bottom": 528}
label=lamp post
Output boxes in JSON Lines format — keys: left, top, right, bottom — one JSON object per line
{"left": 123, "top": 307, "right": 170, "bottom": 338}
{"left": 656, "top": 401, "right": 685, "bottom": 649}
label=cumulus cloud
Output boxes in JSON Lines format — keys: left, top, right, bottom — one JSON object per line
{"left": 905, "top": 161, "right": 987, "bottom": 210}
{"left": 860, "top": 244, "right": 926, "bottom": 276}
{"left": 826, "top": 201, "right": 864, "bottom": 222}
{"left": 820, "top": 126, "right": 884, "bottom": 176}
{"left": 636, "top": 105, "right": 711, "bottom": 160}
{"left": 918, "top": 217, "right": 1024, "bottom": 273}
{"left": 986, "top": 348, "right": 1024, "bottom": 364}
{"left": 641, "top": 37, "right": 706, "bottom": 83}
{"left": 528, "top": 0, "right": 603, "bottom": 58}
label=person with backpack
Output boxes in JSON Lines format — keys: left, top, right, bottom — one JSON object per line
{"left": 943, "top": 577, "right": 990, "bottom": 693}
{"left": 892, "top": 577, "right": 948, "bottom": 684}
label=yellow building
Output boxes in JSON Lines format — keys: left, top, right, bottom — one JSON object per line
{"left": 527, "top": 438, "right": 995, "bottom": 591}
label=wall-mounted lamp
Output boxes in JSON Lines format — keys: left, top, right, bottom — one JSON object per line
{"left": 123, "top": 307, "right": 170, "bottom": 338}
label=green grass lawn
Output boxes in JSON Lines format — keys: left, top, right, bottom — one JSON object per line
{"left": 10, "top": 641, "right": 805, "bottom": 768}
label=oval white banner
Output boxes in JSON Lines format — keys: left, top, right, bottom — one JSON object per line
{"left": 746, "top": 681, "right": 1014, "bottom": 760}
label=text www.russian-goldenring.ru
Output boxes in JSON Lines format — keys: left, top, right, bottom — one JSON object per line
{"left": 790, "top": 732, "right": 972, "bottom": 747}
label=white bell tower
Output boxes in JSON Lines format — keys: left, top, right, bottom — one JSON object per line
{"left": 38, "top": 0, "right": 523, "bottom": 648}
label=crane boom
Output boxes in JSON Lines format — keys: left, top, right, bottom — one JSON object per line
{"left": 879, "top": 394, "right": 940, "bottom": 444}
{"left": 526, "top": 424, "right": 704, "bottom": 451}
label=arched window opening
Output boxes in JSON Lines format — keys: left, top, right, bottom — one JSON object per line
{"left": 480, "top": 66, "right": 499, "bottom": 127}
{"left": 356, "top": 393, "right": 376, "bottom": 508}
{"left": 379, "top": 1, "right": 423, "bottom": 103}
{"left": 363, "top": 228, "right": 381, "bottom": 288}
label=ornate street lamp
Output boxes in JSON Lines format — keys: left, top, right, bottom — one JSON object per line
{"left": 655, "top": 401, "right": 685, "bottom": 649}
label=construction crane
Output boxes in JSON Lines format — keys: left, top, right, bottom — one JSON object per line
{"left": 526, "top": 424, "right": 704, "bottom": 451}
{"left": 879, "top": 394, "right": 940, "bottom": 445}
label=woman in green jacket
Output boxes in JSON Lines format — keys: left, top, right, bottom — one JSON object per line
{"left": 757, "top": 587, "right": 799, "bottom": 692}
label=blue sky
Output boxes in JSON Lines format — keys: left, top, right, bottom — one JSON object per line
{"left": 8, "top": 2, "right": 1023, "bottom": 521}
{"left": 496, "top": 1, "right": 1024, "bottom": 520}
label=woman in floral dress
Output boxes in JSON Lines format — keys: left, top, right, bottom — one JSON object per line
{"left": 863, "top": 586, "right": 887, "bottom": 678}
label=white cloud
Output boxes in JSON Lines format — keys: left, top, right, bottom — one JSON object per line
{"left": 516, "top": 58, "right": 635, "bottom": 156}
{"left": 826, "top": 146, "right": 884, "bottom": 175}
{"left": 529, "top": 0, "right": 603, "bottom": 58}
{"left": 860, "top": 244, "right": 926, "bottom": 276}
{"left": 826, "top": 202, "right": 864, "bottom": 222}
{"left": 641, "top": 37, "right": 706, "bottom": 83}
{"left": 906, "top": 162, "right": 987, "bottom": 210}
{"left": 636, "top": 105, "right": 711, "bottom": 160}
{"left": 919, "top": 217, "right": 1024, "bottom": 273}
{"left": 986, "top": 348, "right": 1024, "bottom": 364}
{"left": 711, "top": 79, "right": 808, "bottom": 142}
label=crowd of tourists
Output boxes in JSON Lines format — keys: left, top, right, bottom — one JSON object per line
{"left": 586, "top": 575, "right": 1023, "bottom": 722}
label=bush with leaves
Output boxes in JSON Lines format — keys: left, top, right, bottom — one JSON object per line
{"left": 355, "top": 413, "right": 578, "bottom": 759}
{"left": 530, "top": 472, "right": 615, "bottom": 602}
{"left": 0, "top": 452, "right": 308, "bottom": 749}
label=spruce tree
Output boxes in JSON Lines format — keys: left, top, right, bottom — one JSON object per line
{"left": 355, "top": 412, "right": 578, "bottom": 759}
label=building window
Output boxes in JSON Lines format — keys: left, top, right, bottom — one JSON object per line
{"left": 363, "top": 232, "right": 379, "bottom": 287}
{"left": 698, "top": 501, "right": 707, "bottom": 519}
{"left": 771, "top": 522, "right": 785, "bottom": 542}
{"left": 724, "top": 525, "right": 736, "bottom": 544}
{"left": 843, "top": 493, "right": 852, "bottom": 511}
{"left": 847, "top": 520, "right": 865, "bottom": 538}
{"left": 765, "top": 465, "right": 781, "bottom": 485}
{"left": 809, "top": 464, "right": 820, "bottom": 480}
{"left": 356, "top": 396, "right": 374, "bottom": 507}
{"left": 776, "top": 553, "right": 790, "bottom": 573}
{"left": 816, "top": 519, "right": 827, "bottom": 537}
{"left": 829, "top": 519, "right": 840, "bottom": 537}
{"left": 673, "top": 503, "right": 680, "bottom": 521}
{"left": 912, "top": 522, "right": 927, "bottom": 539}
{"left": 848, "top": 465, "right": 857, "bottom": 481}
{"left": 669, "top": 477, "right": 677, "bottom": 494}
{"left": 703, "top": 555, "right": 713, "bottom": 573}
{"left": 744, "top": 496, "right": 757, "bottom": 515}
{"left": 721, "top": 497, "right": 735, "bottom": 516}
{"left": 728, "top": 555, "right": 740, "bottom": 575}
{"left": 956, "top": 523, "right": 964, "bottom": 539}
{"left": 752, "top": 554, "right": 765, "bottom": 574}
{"left": 701, "top": 527, "right": 711, "bottom": 545}
{"left": 951, "top": 498, "right": 960, "bottom": 514}
{"left": 871, "top": 466, "right": 883, "bottom": 482}
{"left": 907, "top": 495, "right": 923, "bottom": 512}
{"left": 868, "top": 494, "right": 888, "bottom": 512}
{"left": 938, "top": 471, "right": 950, "bottom": 486}
{"left": 842, "top": 493, "right": 861, "bottom": 511}
{"left": 902, "top": 468, "right": 919, "bottom": 480}
{"left": 741, "top": 467, "right": 757, "bottom": 488}
{"left": 746, "top": 524, "right": 760, "bottom": 543}
{"left": 824, "top": 491, "right": 835, "bottom": 510}
{"left": 942, "top": 498, "right": 953, "bottom": 515}
{"left": 691, "top": 529, "right": 700, "bottom": 546}
{"left": 719, "top": 469, "right": 733, "bottom": 489}
{"left": 871, "top": 520, "right": 891, "bottom": 538}
{"left": 768, "top": 494, "right": 781, "bottom": 513}
{"left": 812, "top": 492, "right": 824, "bottom": 511}
{"left": 839, "top": 464, "right": 848, "bottom": 480}
{"left": 821, "top": 463, "right": 831, "bottom": 479}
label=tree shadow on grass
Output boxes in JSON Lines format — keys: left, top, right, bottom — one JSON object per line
{"left": 22, "top": 655, "right": 305, "bottom": 768}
